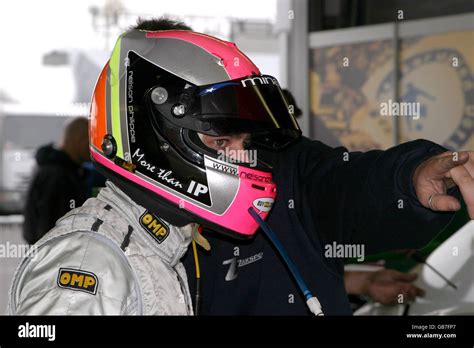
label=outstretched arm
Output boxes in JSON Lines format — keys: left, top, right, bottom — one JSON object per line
{"left": 302, "top": 139, "right": 466, "bottom": 254}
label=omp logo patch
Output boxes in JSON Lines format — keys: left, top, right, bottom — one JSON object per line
{"left": 139, "top": 211, "right": 169, "bottom": 244}
{"left": 57, "top": 268, "right": 98, "bottom": 295}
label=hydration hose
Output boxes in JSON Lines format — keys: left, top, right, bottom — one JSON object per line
{"left": 248, "top": 207, "right": 324, "bottom": 316}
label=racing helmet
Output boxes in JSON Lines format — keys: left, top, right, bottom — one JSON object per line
{"left": 89, "top": 29, "right": 301, "bottom": 238}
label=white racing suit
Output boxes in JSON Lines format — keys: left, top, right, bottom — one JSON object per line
{"left": 8, "top": 181, "right": 195, "bottom": 315}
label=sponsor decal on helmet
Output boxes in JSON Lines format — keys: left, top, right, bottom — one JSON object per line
{"left": 186, "top": 180, "right": 209, "bottom": 197}
{"left": 241, "top": 75, "right": 279, "bottom": 88}
{"left": 252, "top": 198, "right": 274, "bottom": 212}
{"left": 205, "top": 156, "right": 239, "bottom": 176}
{"left": 57, "top": 268, "right": 98, "bottom": 295}
{"left": 139, "top": 211, "right": 170, "bottom": 243}
{"left": 239, "top": 171, "right": 272, "bottom": 183}
{"left": 211, "top": 161, "right": 238, "bottom": 175}
{"left": 132, "top": 148, "right": 183, "bottom": 188}
{"left": 127, "top": 70, "right": 136, "bottom": 143}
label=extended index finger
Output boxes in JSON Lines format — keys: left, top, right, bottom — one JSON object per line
{"left": 433, "top": 151, "right": 469, "bottom": 176}
{"left": 450, "top": 164, "right": 474, "bottom": 218}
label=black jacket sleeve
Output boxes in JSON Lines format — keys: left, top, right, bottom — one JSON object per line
{"left": 300, "top": 139, "right": 460, "bottom": 255}
{"left": 23, "top": 166, "right": 75, "bottom": 244}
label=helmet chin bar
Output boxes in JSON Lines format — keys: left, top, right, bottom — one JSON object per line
{"left": 93, "top": 158, "right": 255, "bottom": 240}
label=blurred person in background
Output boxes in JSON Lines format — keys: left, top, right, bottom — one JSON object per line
{"left": 22, "top": 117, "right": 90, "bottom": 244}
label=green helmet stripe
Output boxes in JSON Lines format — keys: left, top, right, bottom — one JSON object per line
{"left": 109, "top": 36, "right": 124, "bottom": 159}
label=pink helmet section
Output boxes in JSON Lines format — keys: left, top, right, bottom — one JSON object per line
{"left": 145, "top": 31, "right": 260, "bottom": 80}
{"left": 91, "top": 148, "right": 276, "bottom": 236}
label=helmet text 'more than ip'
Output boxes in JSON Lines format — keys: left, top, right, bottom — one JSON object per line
{"left": 89, "top": 29, "right": 301, "bottom": 238}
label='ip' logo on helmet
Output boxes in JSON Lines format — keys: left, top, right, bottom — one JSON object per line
{"left": 57, "top": 268, "right": 98, "bottom": 295}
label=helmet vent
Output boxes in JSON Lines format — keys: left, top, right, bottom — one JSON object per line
{"left": 251, "top": 184, "right": 265, "bottom": 191}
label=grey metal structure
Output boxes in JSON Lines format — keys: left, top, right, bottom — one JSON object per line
{"left": 277, "top": 0, "right": 310, "bottom": 137}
